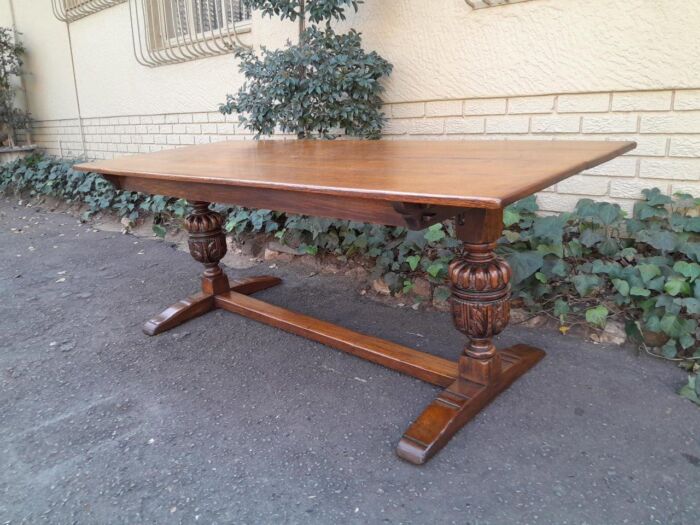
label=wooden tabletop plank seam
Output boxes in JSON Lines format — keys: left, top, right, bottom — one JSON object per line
{"left": 75, "top": 139, "right": 636, "bottom": 209}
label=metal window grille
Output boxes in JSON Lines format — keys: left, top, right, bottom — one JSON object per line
{"left": 130, "top": 0, "right": 251, "bottom": 67}
{"left": 52, "top": 0, "right": 127, "bottom": 22}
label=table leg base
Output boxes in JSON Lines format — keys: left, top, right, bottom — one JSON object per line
{"left": 397, "top": 344, "right": 545, "bottom": 465}
{"left": 143, "top": 275, "right": 282, "bottom": 336}
{"left": 142, "top": 274, "right": 544, "bottom": 465}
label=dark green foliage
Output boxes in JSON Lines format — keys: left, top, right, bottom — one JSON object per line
{"left": 244, "top": 0, "right": 360, "bottom": 23}
{"left": 220, "top": 0, "right": 392, "bottom": 139}
{"left": 0, "top": 154, "right": 188, "bottom": 225}
{"left": 500, "top": 189, "right": 700, "bottom": 364}
{"left": 0, "top": 28, "right": 31, "bottom": 146}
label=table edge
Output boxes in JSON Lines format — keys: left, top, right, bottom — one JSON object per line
{"left": 73, "top": 140, "right": 636, "bottom": 210}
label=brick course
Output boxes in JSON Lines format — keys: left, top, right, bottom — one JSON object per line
{"left": 382, "top": 89, "right": 700, "bottom": 212}
{"left": 31, "top": 89, "right": 700, "bottom": 213}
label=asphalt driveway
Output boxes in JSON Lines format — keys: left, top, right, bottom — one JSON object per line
{"left": 1, "top": 197, "right": 699, "bottom": 524}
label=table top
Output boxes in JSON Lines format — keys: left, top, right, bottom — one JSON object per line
{"left": 75, "top": 139, "right": 635, "bottom": 209}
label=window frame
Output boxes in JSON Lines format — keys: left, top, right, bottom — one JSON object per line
{"left": 147, "top": 0, "right": 251, "bottom": 52}
{"left": 131, "top": 0, "right": 252, "bottom": 67}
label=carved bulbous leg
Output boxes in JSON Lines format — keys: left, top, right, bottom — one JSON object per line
{"left": 449, "top": 241, "right": 511, "bottom": 387}
{"left": 186, "top": 201, "right": 229, "bottom": 295}
{"left": 143, "top": 201, "right": 281, "bottom": 335}
{"left": 397, "top": 209, "right": 544, "bottom": 464}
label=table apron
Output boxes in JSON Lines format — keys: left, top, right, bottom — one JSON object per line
{"left": 108, "top": 175, "right": 464, "bottom": 230}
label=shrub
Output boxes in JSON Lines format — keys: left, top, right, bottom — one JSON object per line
{"left": 0, "top": 27, "right": 31, "bottom": 147}
{"left": 219, "top": 0, "right": 392, "bottom": 139}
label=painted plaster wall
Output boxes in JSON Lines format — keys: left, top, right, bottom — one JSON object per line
{"left": 2, "top": 0, "right": 78, "bottom": 120}
{"left": 5, "top": 0, "right": 700, "bottom": 119}
{"left": 342, "top": 0, "right": 700, "bottom": 103}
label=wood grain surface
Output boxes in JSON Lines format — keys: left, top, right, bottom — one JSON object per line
{"left": 74, "top": 139, "right": 636, "bottom": 209}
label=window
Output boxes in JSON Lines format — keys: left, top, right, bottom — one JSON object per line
{"left": 157, "top": 0, "right": 250, "bottom": 42}
{"left": 465, "top": 0, "right": 534, "bottom": 9}
{"left": 52, "top": 0, "right": 127, "bottom": 22}
{"left": 131, "top": 0, "right": 252, "bottom": 66}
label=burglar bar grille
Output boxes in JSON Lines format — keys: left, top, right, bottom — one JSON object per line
{"left": 130, "top": 0, "right": 251, "bottom": 67}
{"left": 52, "top": 0, "right": 127, "bottom": 22}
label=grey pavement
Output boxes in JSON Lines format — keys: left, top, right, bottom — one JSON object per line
{"left": 1, "top": 197, "right": 699, "bottom": 525}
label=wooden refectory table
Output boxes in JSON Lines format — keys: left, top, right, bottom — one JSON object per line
{"left": 75, "top": 139, "right": 635, "bottom": 464}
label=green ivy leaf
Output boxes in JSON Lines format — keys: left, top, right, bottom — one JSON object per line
{"left": 629, "top": 286, "right": 651, "bottom": 297}
{"left": 580, "top": 228, "right": 604, "bottom": 248}
{"left": 566, "top": 239, "right": 583, "bottom": 258}
{"left": 503, "top": 251, "right": 544, "bottom": 285}
{"left": 679, "top": 376, "right": 700, "bottom": 406}
{"left": 598, "top": 203, "right": 622, "bottom": 226}
{"left": 598, "top": 238, "right": 620, "bottom": 257}
{"left": 426, "top": 262, "right": 445, "bottom": 278}
{"left": 585, "top": 305, "right": 608, "bottom": 328}
{"left": 503, "top": 208, "right": 520, "bottom": 227}
{"left": 673, "top": 261, "right": 700, "bottom": 282}
{"left": 553, "top": 299, "right": 570, "bottom": 317}
{"left": 152, "top": 224, "right": 167, "bottom": 239}
{"left": 433, "top": 286, "right": 452, "bottom": 302}
{"left": 537, "top": 243, "right": 564, "bottom": 258}
{"left": 642, "top": 187, "right": 673, "bottom": 207}
{"left": 503, "top": 230, "right": 521, "bottom": 243}
{"left": 661, "top": 340, "right": 678, "bottom": 358}
{"left": 635, "top": 230, "right": 678, "bottom": 252}
{"left": 303, "top": 244, "right": 319, "bottom": 255}
{"left": 406, "top": 255, "right": 420, "bottom": 271}
{"left": 679, "top": 333, "right": 695, "bottom": 350}
{"left": 612, "top": 278, "right": 630, "bottom": 297}
{"left": 573, "top": 274, "right": 602, "bottom": 297}
{"left": 383, "top": 271, "right": 401, "bottom": 291}
{"left": 591, "top": 260, "right": 617, "bottom": 274}
{"left": 638, "top": 264, "right": 661, "bottom": 284}
{"left": 424, "top": 223, "right": 446, "bottom": 243}
{"left": 547, "top": 258, "right": 569, "bottom": 278}
{"left": 533, "top": 215, "right": 567, "bottom": 244}
{"left": 660, "top": 314, "right": 697, "bottom": 338}
{"left": 682, "top": 298, "right": 700, "bottom": 314}
{"left": 656, "top": 294, "right": 682, "bottom": 316}
{"left": 647, "top": 275, "right": 666, "bottom": 292}
{"left": 678, "top": 241, "right": 700, "bottom": 262}
{"left": 619, "top": 247, "right": 637, "bottom": 261}
{"left": 634, "top": 202, "right": 668, "bottom": 221}
{"left": 664, "top": 277, "right": 691, "bottom": 297}
{"left": 509, "top": 195, "right": 539, "bottom": 213}
{"left": 645, "top": 315, "right": 662, "bottom": 332}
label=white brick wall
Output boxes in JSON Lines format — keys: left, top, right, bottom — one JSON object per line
{"left": 31, "top": 111, "right": 254, "bottom": 160}
{"left": 383, "top": 89, "right": 700, "bottom": 212}
{"left": 30, "top": 88, "right": 700, "bottom": 214}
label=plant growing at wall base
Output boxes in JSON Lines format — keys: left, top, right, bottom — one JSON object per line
{"left": 220, "top": 0, "right": 392, "bottom": 138}
{"left": 0, "top": 28, "right": 30, "bottom": 148}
